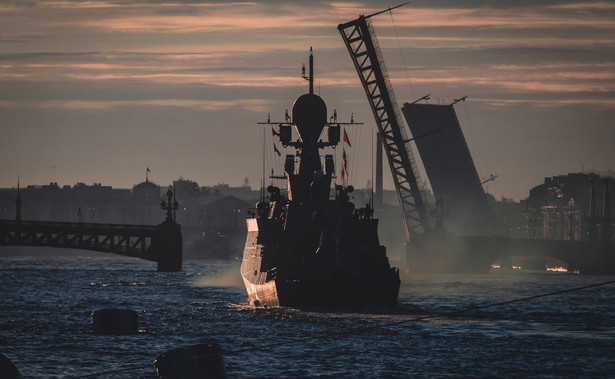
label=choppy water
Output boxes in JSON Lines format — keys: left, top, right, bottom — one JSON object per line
{"left": 1, "top": 248, "right": 614, "bottom": 378}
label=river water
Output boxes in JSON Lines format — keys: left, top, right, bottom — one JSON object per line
{"left": 1, "top": 248, "right": 614, "bottom": 378}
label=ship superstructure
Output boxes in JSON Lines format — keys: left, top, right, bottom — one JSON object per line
{"left": 240, "top": 49, "right": 400, "bottom": 308}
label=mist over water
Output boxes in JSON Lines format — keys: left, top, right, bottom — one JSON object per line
{"left": 1, "top": 249, "right": 614, "bottom": 377}
{"left": 191, "top": 263, "right": 244, "bottom": 289}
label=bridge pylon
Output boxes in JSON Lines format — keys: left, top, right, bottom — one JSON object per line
{"left": 152, "top": 218, "right": 182, "bottom": 272}
{"left": 154, "top": 187, "right": 182, "bottom": 271}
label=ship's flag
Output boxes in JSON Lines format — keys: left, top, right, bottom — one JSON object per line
{"left": 343, "top": 129, "right": 351, "bottom": 147}
{"left": 273, "top": 143, "right": 281, "bottom": 156}
{"left": 147, "top": 167, "right": 151, "bottom": 173}
{"left": 342, "top": 148, "right": 348, "bottom": 171}
{"left": 272, "top": 126, "right": 280, "bottom": 137}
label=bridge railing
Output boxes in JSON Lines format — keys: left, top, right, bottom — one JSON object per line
{"left": 0, "top": 219, "right": 159, "bottom": 231}
{"left": 0, "top": 219, "right": 160, "bottom": 260}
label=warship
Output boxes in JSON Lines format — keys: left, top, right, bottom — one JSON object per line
{"left": 240, "top": 49, "right": 400, "bottom": 308}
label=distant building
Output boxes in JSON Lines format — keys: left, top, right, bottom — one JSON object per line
{"left": 0, "top": 179, "right": 254, "bottom": 256}
{"left": 524, "top": 173, "right": 614, "bottom": 243}
{"left": 210, "top": 183, "right": 260, "bottom": 203}
{"left": 0, "top": 181, "right": 163, "bottom": 225}
{"left": 133, "top": 179, "right": 161, "bottom": 201}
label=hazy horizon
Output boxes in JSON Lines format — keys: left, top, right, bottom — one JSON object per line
{"left": 2, "top": 1, "right": 614, "bottom": 201}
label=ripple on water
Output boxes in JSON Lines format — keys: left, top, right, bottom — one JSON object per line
{"left": 0, "top": 256, "right": 614, "bottom": 377}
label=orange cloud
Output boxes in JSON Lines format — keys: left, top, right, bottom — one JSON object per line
{"left": 374, "top": 6, "right": 615, "bottom": 29}
{"left": 0, "top": 98, "right": 275, "bottom": 112}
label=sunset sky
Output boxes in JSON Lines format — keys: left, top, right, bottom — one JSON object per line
{"left": 1, "top": 0, "right": 614, "bottom": 201}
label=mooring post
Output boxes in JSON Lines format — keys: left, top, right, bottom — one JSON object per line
{"left": 154, "top": 187, "right": 183, "bottom": 271}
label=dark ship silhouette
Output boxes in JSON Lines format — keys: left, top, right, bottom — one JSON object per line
{"left": 240, "top": 48, "right": 400, "bottom": 308}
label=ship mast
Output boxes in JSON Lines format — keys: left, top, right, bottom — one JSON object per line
{"left": 302, "top": 47, "right": 314, "bottom": 95}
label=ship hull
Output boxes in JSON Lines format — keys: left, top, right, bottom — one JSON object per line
{"left": 242, "top": 274, "right": 400, "bottom": 308}
{"left": 241, "top": 214, "right": 400, "bottom": 308}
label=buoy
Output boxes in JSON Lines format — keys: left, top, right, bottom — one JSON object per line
{"left": 0, "top": 353, "right": 22, "bottom": 379}
{"left": 91, "top": 309, "right": 138, "bottom": 335}
{"left": 154, "top": 341, "right": 226, "bottom": 379}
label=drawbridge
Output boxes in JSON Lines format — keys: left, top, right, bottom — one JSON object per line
{"left": 338, "top": 5, "right": 431, "bottom": 242}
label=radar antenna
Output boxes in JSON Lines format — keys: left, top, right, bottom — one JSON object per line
{"left": 481, "top": 174, "right": 498, "bottom": 185}
{"left": 450, "top": 95, "right": 469, "bottom": 106}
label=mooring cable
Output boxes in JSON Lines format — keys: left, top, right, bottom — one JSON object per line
{"left": 388, "top": 7, "right": 416, "bottom": 99}
{"left": 67, "top": 278, "right": 615, "bottom": 378}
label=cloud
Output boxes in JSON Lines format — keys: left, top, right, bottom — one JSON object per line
{"left": 0, "top": 98, "right": 275, "bottom": 112}
{"left": 1, "top": 0, "right": 614, "bottom": 199}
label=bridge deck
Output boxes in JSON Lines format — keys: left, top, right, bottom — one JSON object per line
{"left": 0, "top": 219, "right": 160, "bottom": 261}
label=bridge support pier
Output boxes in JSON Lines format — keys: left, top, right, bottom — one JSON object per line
{"left": 153, "top": 219, "right": 182, "bottom": 272}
